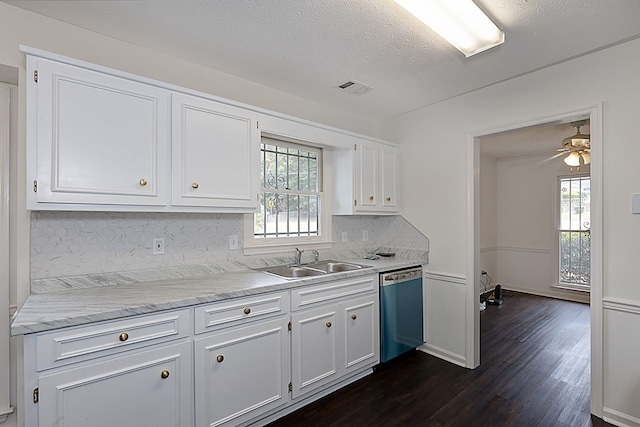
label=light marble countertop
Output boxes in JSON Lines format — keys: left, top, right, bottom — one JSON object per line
{"left": 12, "top": 257, "right": 425, "bottom": 336}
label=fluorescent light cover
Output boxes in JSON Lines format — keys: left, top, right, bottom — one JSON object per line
{"left": 395, "top": 0, "right": 505, "bottom": 57}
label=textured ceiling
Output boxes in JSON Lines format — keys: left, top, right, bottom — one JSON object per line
{"left": 4, "top": 0, "right": 640, "bottom": 122}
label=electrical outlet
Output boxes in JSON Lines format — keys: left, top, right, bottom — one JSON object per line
{"left": 362, "top": 230, "right": 369, "bottom": 241}
{"left": 341, "top": 231, "right": 348, "bottom": 242}
{"left": 152, "top": 238, "right": 165, "bottom": 255}
{"left": 228, "top": 235, "right": 239, "bottom": 250}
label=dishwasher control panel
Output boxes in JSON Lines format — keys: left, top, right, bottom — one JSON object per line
{"left": 381, "top": 266, "right": 422, "bottom": 286}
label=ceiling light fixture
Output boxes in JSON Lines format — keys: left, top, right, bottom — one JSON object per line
{"left": 395, "top": 0, "right": 505, "bottom": 57}
{"left": 561, "top": 121, "right": 591, "bottom": 171}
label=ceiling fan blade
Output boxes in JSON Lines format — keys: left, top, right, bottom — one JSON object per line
{"left": 539, "top": 152, "right": 566, "bottom": 164}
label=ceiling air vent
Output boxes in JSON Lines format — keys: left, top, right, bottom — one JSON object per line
{"left": 335, "top": 80, "right": 373, "bottom": 96}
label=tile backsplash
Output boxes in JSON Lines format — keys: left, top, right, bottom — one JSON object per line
{"left": 31, "top": 212, "right": 429, "bottom": 281}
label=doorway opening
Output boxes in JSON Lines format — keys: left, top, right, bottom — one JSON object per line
{"left": 466, "top": 106, "right": 603, "bottom": 417}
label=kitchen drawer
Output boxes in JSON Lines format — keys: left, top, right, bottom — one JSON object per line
{"left": 291, "top": 275, "right": 377, "bottom": 311}
{"left": 194, "top": 291, "right": 288, "bottom": 334}
{"left": 36, "top": 309, "right": 189, "bottom": 371}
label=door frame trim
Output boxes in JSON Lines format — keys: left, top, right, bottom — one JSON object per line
{"left": 465, "top": 104, "right": 603, "bottom": 417}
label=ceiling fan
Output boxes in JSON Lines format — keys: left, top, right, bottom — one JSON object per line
{"left": 544, "top": 120, "right": 591, "bottom": 171}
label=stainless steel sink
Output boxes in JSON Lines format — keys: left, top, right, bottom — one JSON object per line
{"left": 256, "top": 265, "right": 326, "bottom": 279}
{"left": 305, "top": 260, "right": 369, "bottom": 273}
{"left": 255, "top": 260, "right": 371, "bottom": 279}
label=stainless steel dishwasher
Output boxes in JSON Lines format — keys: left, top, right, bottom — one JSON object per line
{"left": 380, "top": 266, "right": 424, "bottom": 362}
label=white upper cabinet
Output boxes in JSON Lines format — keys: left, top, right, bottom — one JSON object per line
{"left": 171, "top": 93, "right": 258, "bottom": 211}
{"left": 27, "top": 57, "right": 169, "bottom": 208}
{"left": 333, "top": 140, "right": 399, "bottom": 215}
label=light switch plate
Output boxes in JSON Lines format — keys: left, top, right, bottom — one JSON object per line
{"left": 632, "top": 194, "right": 640, "bottom": 214}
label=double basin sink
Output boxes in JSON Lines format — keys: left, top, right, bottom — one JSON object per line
{"left": 255, "top": 260, "right": 372, "bottom": 279}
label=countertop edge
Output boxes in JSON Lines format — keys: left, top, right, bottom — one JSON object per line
{"left": 12, "top": 258, "right": 427, "bottom": 336}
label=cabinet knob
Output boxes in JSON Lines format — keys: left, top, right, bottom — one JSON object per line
{"left": 243, "top": 307, "right": 251, "bottom": 315}
{"left": 161, "top": 370, "right": 170, "bottom": 379}
{"left": 119, "top": 332, "right": 129, "bottom": 342}
{"left": 386, "top": 197, "right": 391, "bottom": 202}
{"left": 351, "top": 314, "right": 357, "bottom": 320}
{"left": 369, "top": 196, "right": 374, "bottom": 201}
{"left": 139, "top": 179, "right": 148, "bottom": 186}
{"left": 192, "top": 182, "right": 199, "bottom": 189}
{"left": 216, "top": 355, "right": 224, "bottom": 363}
{"left": 326, "top": 321, "right": 332, "bottom": 328}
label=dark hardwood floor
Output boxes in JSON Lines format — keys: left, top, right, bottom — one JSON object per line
{"left": 267, "top": 291, "right": 612, "bottom": 427}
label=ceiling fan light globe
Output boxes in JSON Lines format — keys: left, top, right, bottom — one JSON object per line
{"left": 581, "top": 151, "right": 591, "bottom": 165}
{"left": 564, "top": 151, "right": 580, "bottom": 167}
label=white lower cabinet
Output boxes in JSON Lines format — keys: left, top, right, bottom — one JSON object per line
{"left": 291, "top": 305, "right": 339, "bottom": 398}
{"left": 290, "top": 277, "right": 380, "bottom": 399}
{"left": 22, "top": 276, "right": 380, "bottom": 427}
{"left": 194, "top": 317, "right": 290, "bottom": 427}
{"left": 37, "top": 341, "right": 192, "bottom": 427}
{"left": 343, "top": 296, "right": 379, "bottom": 373}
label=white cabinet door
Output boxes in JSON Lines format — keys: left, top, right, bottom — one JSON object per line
{"left": 37, "top": 341, "right": 192, "bottom": 427}
{"left": 342, "top": 296, "right": 379, "bottom": 373}
{"left": 171, "top": 93, "right": 258, "bottom": 210}
{"left": 355, "top": 143, "right": 379, "bottom": 210}
{"left": 291, "top": 305, "right": 339, "bottom": 398}
{"left": 29, "top": 57, "right": 169, "bottom": 207}
{"left": 333, "top": 141, "right": 399, "bottom": 215}
{"left": 194, "top": 317, "right": 289, "bottom": 426}
{"left": 380, "top": 146, "right": 398, "bottom": 210}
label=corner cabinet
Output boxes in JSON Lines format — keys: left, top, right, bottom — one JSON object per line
{"left": 26, "top": 56, "right": 170, "bottom": 208}
{"left": 171, "top": 94, "right": 259, "bottom": 211}
{"left": 333, "top": 140, "right": 399, "bottom": 215}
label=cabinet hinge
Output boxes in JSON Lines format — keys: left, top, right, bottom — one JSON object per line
{"left": 256, "top": 121, "right": 259, "bottom": 129}
{"left": 354, "top": 199, "right": 357, "bottom": 207}
{"left": 33, "top": 70, "right": 38, "bottom": 83}
{"left": 288, "top": 382, "right": 293, "bottom": 392}
{"left": 354, "top": 143, "right": 357, "bottom": 151}
{"left": 33, "top": 180, "right": 38, "bottom": 193}
{"left": 287, "top": 321, "right": 291, "bottom": 331}
{"left": 33, "top": 388, "right": 39, "bottom": 404}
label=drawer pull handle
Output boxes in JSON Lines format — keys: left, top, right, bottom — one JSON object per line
{"left": 386, "top": 197, "right": 391, "bottom": 202}
{"left": 351, "top": 314, "right": 357, "bottom": 320}
{"left": 161, "top": 370, "right": 170, "bottom": 379}
{"left": 369, "top": 195, "right": 374, "bottom": 201}
{"left": 326, "top": 322, "right": 332, "bottom": 328}
{"left": 139, "top": 179, "right": 148, "bottom": 187}
{"left": 192, "top": 182, "right": 199, "bottom": 189}
{"left": 216, "top": 355, "right": 224, "bottom": 363}
{"left": 243, "top": 307, "right": 251, "bottom": 315}
{"left": 119, "top": 333, "right": 129, "bottom": 342}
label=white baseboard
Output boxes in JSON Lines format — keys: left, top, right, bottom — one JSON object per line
{"left": 498, "top": 284, "right": 589, "bottom": 304}
{"left": 603, "top": 406, "right": 640, "bottom": 427}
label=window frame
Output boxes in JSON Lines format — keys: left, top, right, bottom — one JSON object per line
{"left": 552, "top": 173, "right": 591, "bottom": 292}
{"left": 243, "top": 135, "right": 333, "bottom": 255}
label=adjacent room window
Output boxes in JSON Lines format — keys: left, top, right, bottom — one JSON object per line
{"left": 558, "top": 175, "right": 591, "bottom": 287}
{"left": 251, "top": 137, "right": 324, "bottom": 243}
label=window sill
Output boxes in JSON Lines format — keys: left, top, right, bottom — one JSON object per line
{"left": 551, "top": 283, "right": 590, "bottom": 293}
{"left": 243, "top": 240, "right": 333, "bottom": 256}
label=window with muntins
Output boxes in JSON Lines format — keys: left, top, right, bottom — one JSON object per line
{"left": 558, "top": 175, "right": 590, "bottom": 287}
{"left": 254, "top": 138, "right": 322, "bottom": 240}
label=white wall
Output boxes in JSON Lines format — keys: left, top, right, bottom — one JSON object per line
{"left": 382, "top": 37, "right": 640, "bottom": 425}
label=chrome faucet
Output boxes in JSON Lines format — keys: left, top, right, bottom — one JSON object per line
{"left": 294, "top": 248, "right": 304, "bottom": 266}
{"left": 312, "top": 250, "right": 320, "bottom": 262}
